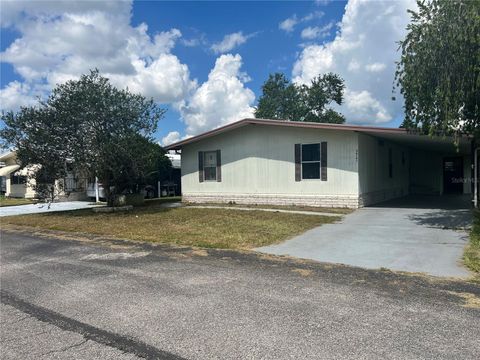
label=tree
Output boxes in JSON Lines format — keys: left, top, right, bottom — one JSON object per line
{"left": 1, "top": 106, "right": 70, "bottom": 203}
{"left": 255, "top": 72, "right": 346, "bottom": 123}
{"left": 255, "top": 73, "right": 304, "bottom": 121}
{"left": 1, "top": 70, "right": 170, "bottom": 206}
{"left": 395, "top": 0, "right": 480, "bottom": 138}
{"left": 96, "top": 134, "right": 171, "bottom": 201}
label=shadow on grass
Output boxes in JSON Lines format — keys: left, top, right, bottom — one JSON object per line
{"left": 29, "top": 202, "right": 180, "bottom": 218}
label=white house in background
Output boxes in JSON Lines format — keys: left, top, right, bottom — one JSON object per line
{"left": 165, "top": 118, "right": 474, "bottom": 208}
{"left": 0, "top": 151, "right": 87, "bottom": 200}
{"left": 0, "top": 151, "right": 37, "bottom": 198}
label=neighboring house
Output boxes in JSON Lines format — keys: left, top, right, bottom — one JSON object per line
{"left": 165, "top": 118, "right": 473, "bottom": 208}
{"left": 84, "top": 152, "right": 181, "bottom": 200}
{"left": 0, "top": 151, "right": 87, "bottom": 200}
{"left": 0, "top": 151, "right": 37, "bottom": 198}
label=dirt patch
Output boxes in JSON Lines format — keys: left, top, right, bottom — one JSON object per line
{"left": 292, "top": 268, "right": 313, "bottom": 277}
{"left": 190, "top": 249, "right": 209, "bottom": 257}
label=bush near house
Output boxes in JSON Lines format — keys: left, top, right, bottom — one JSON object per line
{"left": 465, "top": 211, "right": 480, "bottom": 277}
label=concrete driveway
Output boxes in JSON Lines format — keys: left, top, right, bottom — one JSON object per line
{"left": 0, "top": 201, "right": 102, "bottom": 217}
{"left": 257, "top": 195, "right": 473, "bottom": 278}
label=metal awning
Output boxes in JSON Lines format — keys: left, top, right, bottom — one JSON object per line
{"left": 0, "top": 164, "right": 20, "bottom": 177}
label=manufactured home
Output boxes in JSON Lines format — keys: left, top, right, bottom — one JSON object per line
{"left": 165, "top": 118, "right": 474, "bottom": 208}
{"left": 0, "top": 151, "right": 87, "bottom": 200}
{"left": 0, "top": 151, "right": 37, "bottom": 198}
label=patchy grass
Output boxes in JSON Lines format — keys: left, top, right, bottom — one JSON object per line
{"left": 184, "top": 202, "right": 352, "bottom": 214}
{"left": 2, "top": 206, "right": 337, "bottom": 249}
{"left": 446, "top": 291, "right": 480, "bottom": 309}
{"left": 464, "top": 211, "right": 480, "bottom": 277}
{"left": 0, "top": 196, "right": 35, "bottom": 207}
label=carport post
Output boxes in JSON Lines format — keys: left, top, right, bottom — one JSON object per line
{"left": 475, "top": 148, "right": 479, "bottom": 208}
{"left": 95, "top": 176, "right": 100, "bottom": 203}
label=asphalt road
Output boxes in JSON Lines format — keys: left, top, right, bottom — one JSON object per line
{"left": 1, "top": 228, "right": 479, "bottom": 359}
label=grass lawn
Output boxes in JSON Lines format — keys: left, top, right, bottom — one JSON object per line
{"left": 2, "top": 205, "right": 338, "bottom": 249}
{"left": 465, "top": 211, "right": 480, "bottom": 277}
{"left": 0, "top": 196, "right": 35, "bottom": 207}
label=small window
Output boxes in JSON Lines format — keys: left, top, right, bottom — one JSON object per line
{"left": 302, "top": 143, "right": 321, "bottom": 179}
{"left": 11, "top": 174, "right": 27, "bottom": 185}
{"left": 203, "top": 151, "right": 217, "bottom": 181}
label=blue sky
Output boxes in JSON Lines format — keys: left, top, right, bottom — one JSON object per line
{"left": 1, "top": 0, "right": 416, "bottom": 145}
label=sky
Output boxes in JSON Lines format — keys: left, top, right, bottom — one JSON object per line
{"left": 0, "top": 0, "right": 417, "bottom": 145}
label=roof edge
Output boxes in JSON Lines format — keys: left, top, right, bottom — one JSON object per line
{"left": 164, "top": 118, "right": 410, "bottom": 150}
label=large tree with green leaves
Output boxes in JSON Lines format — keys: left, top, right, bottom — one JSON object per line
{"left": 395, "top": 0, "right": 480, "bottom": 138}
{"left": 255, "top": 72, "right": 346, "bottom": 124}
{"left": 1, "top": 70, "right": 170, "bottom": 206}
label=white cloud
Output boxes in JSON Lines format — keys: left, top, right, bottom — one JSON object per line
{"left": 0, "top": 0, "right": 196, "bottom": 110}
{"left": 0, "top": 81, "right": 40, "bottom": 110}
{"left": 292, "top": 0, "right": 417, "bottom": 124}
{"left": 110, "top": 54, "right": 196, "bottom": 104}
{"left": 161, "top": 131, "right": 181, "bottom": 146}
{"left": 301, "top": 22, "right": 335, "bottom": 40}
{"left": 345, "top": 89, "right": 391, "bottom": 123}
{"left": 0, "top": 0, "right": 131, "bottom": 27}
{"left": 279, "top": 15, "right": 298, "bottom": 33}
{"left": 302, "top": 11, "right": 325, "bottom": 22}
{"left": 211, "top": 32, "right": 252, "bottom": 54}
{"left": 365, "top": 62, "right": 386, "bottom": 73}
{"left": 279, "top": 11, "right": 324, "bottom": 33}
{"left": 179, "top": 54, "right": 255, "bottom": 136}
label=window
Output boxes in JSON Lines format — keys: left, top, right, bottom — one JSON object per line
{"left": 301, "top": 143, "right": 321, "bottom": 179}
{"left": 11, "top": 174, "right": 27, "bottom": 185}
{"left": 203, "top": 151, "right": 217, "bottom": 181}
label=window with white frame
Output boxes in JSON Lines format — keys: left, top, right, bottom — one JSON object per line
{"left": 301, "top": 143, "right": 321, "bottom": 179}
{"left": 203, "top": 151, "right": 217, "bottom": 181}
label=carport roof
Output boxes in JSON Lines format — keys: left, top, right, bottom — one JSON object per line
{"left": 165, "top": 118, "right": 471, "bottom": 154}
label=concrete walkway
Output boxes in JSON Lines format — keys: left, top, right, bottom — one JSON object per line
{"left": 186, "top": 205, "right": 342, "bottom": 217}
{"left": 257, "top": 196, "right": 473, "bottom": 278}
{"left": 0, "top": 201, "right": 104, "bottom": 217}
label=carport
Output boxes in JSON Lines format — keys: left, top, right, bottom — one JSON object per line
{"left": 257, "top": 129, "right": 475, "bottom": 277}
{"left": 355, "top": 128, "right": 474, "bottom": 208}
